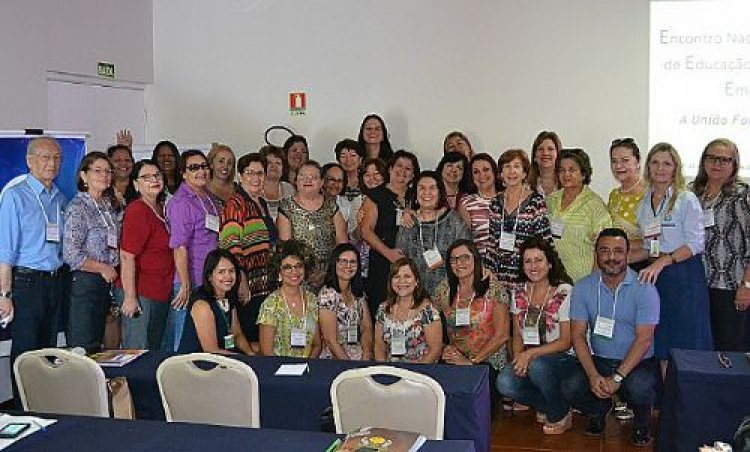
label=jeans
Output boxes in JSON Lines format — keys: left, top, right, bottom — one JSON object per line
{"left": 113, "top": 288, "right": 169, "bottom": 350}
{"left": 496, "top": 352, "right": 578, "bottom": 423}
{"left": 561, "top": 355, "right": 659, "bottom": 430}
{"left": 67, "top": 271, "right": 110, "bottom": 353}
{"left": 10, "top": 267, "right": 64, "bottom": 362}
{"left": 161, "top": 283, "right": 187, "bottom": 352}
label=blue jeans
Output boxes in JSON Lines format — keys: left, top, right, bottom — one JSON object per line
{"left": 113, "top": 288, "right": 169, "bottom": 350}
{"left": 496, "top": 352, "right": 578, "bottom": 423}
{"left": 67, "top": 271, "right": 110, "bottom": 353}
{"left": 561, "top": 355, "right": 659, "bottom": 430}
{"left": 160, "top": 283, "right": 187, "bottom": 352}
{"left": 10, "top": 267, "right": 64, "bottom": 362}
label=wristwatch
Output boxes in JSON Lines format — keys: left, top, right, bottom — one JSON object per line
{"left": 0, "top": 291, "right": 11, "bottom": 299}
{"left": 612, "top": 370, "right": 625, "bottom": 384}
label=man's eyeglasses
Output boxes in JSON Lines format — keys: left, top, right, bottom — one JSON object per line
{"left": 705, "top": 155, "right": 734, "bottom": 166}
{"left": 186, "top": 163, "right": 210, "bottom": 172}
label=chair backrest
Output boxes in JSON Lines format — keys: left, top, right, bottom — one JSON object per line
{"left": 156, "top": 353, "right": 260, "bottom": 428}
{"left": 330, "top": 365, "right": 446, "bottom": 439}
{"left": 13, "top": 348, "right": 109, "bottom": 417}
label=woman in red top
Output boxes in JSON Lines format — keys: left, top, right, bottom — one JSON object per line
{"left": 115, "top": 160, "right": 175, "bottom": 349}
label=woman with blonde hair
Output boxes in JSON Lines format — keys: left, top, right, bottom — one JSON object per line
{"left": 207, "top": 144, "right": 237, "bottom": 205}
{"left": 634, "top": 142, "right": 712, "bottom": 373}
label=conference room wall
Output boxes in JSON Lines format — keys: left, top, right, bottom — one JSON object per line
{"left": 0, "top": 0, "right": 153, "bottom": 129}
{"left": 147, "top": 0, "right": 649, "bottom": 196}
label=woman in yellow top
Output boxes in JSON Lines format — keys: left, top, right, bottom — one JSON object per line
{"left": 607, "top": 139, "right": 646, "bottom": 269}
{"left": 547, "top": 149, "right": 612, "bottom": 282}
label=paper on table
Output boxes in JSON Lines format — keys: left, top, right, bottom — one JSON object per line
{"left": 275, "top": 363, "right": 309, "bottom": 376}
{"left": 0, "top": 414, "right": 57, "bottom": 450}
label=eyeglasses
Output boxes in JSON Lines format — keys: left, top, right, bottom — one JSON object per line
{"left": 89, "top": 168, "right": 114, "bottom": 176}
{"left": 243, "top": 170, "right": 265, "bottom": 177}
{"left": 336, "top": 258, "right": 358, "bottom": 267}
{"left": 280, "top": 263, "right": 304, "bottom": 272}
{"left": 186, "top": 163, "right": 210, "bottom": 172}
{"left": 705, "top": 154, "right": 734, "bottom": 166}
{"left": 611, "top": 138, "right": 635, "bottom": 147}
{"left": 138, "top": 172, "right": 163, "bottom": 182}
{"left": 448, "top": 254, "right": 473, "bottom": 265}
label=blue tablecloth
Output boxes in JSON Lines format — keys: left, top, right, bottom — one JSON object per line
{"left": 4, "top": 415, "right": 476, "bottom": 452}
{"left": 103, "top": 352, "right": 491, "bottom": 452}
{"left": 657, "top": 349, "right": 750, "bottom": 451}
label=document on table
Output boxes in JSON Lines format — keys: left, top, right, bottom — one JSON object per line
{"left": 0, "top": 414, "right": 57, "bottom": 450}
{"left": 275, "top": 363, "right": 309, "bottom": 376}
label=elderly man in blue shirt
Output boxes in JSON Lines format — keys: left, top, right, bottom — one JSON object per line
{"left": 0, "top": 137, "right": 68, "bottom": 365}
{"left": 562, "top": 228, "right": 660, "bottom": 447}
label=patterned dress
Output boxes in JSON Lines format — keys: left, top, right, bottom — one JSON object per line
{"left": 279, "top": 197, "right": 339, "bottom": 272}
{"left": 256, "top": 289, "right": 319, "bottom": 358}
{"left": 433, "top": 275, "right": 510, "bottom": 370}
{"left": 318, "top": 286, "right": 368, "bottom": 359}
{"left": 375, "top": 302, "right": 440, "bottom": 363}
{"left": 459, "top": 194, "right": 494, "bottom": 265}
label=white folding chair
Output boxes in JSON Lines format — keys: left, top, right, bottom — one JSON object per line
{"left": 330, "top": 365, "right": 446, "bottom": 439}
{"left": 13, "top": 348, "right": 109, "bottom": 417}
{"left": 156, "top": 353, "right": 260, "bottom": 428}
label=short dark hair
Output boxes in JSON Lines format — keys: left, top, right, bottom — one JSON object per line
{"left": 237, "top": 152, "right": 266, "bottom": 175}
{"left": 518, "top": 236, "right": 573, "bottom": 286}
{"left": 201, "top": 249, "right": 241, "bottom": 302}
{"left": 445, "top": 239, "right": 490, "bottom": 303}
{"left": 107, "top": 144, "right": 133, "bottom": 160}
{"left": 268, "top": 240, "right": 316, "bottom": 281}
{"left": 334, "top": 139, "right": 364, "bottom": 161}
{"left": 596, "top": 227, "right": 631, "bottom": 252}
{"left": 322, "top": 162, "right": 347, "bottom": 196}
{"left": 125, "top": 159, "right": 167, "bottom": 204}
{"left": 360, "top": 157, "right": 386, "bottom": 189}
{"left": 179, "top": 149, "right": 208, "bottom": 175}
{"left": 323, "top": 243, "right": 364, "bottom": 297}
{"left": 609, "top": 138, "right": 641, "bottom": 161}
{"left": 556, "top": 148, "right": 593, "bottom": 185}
{"left": 384, "top": 257, "right": 430, "bottom": 313}
{"left": 410, "top": 170, "right": 449, "bottom": 211}
{"left": 386, "top": 149, "right": 420, "bottom": 183}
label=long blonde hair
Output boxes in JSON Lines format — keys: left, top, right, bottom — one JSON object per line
{"left": 644, "top": 142, "right": 686, "bottom": 215}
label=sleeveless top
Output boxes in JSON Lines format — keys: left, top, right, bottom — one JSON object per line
{"left": 279, "top": 196, "right": 339, "bottom": 268}
{"left": 178, "top": 286, "right": 236, "bottom": 353}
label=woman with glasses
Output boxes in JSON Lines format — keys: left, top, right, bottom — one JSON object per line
{"left": 163, "top": 150, "right": 220, "bottom": 351}
{"left": 259, "top": 145, "right": 295, "bottom": 221}
{"left": 116, "top": 160, "right": 174, "bottom": 349}
{"left": 206, "top": 144, "right": 237, "bottom": 206}
{"left": 63, "top": 152, "right": 122, "bottom": 352}
{"left": 547, "top": 149, "right": 612, "bottom": 282}
{"left": 434, "top": 239, "right": 510, "bottom": 406}
{"left": 457, "top": 153, "right": 502, "bottom": 266}
{"left": 528, "top": 131, "right": 562, "bottom": 196}
{"left": 257, "top": 240, "right": 321, "bottom": 357}
{"left": 691, "top": 139, "right": 750, "bottom": 351}
{"left": 277, "top": 160, "right": 348, "bottom": 290}
{"left": 318, "top": 243, "right": 373, "bottom": 360}
{"left": 374, "top": 257, "right": 442, "bottom": 363}
{"left": 634, "top": 143, "right": 712, "bottom": 374}
{"left": 178, "top": 249, "right": 254, "bottom": 354}
{"left": 219, "top": 153, "right": 276, "bottom": 354}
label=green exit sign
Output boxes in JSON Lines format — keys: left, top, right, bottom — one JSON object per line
{"left": 97, "top": 62, "right": 115, "bottom": 79}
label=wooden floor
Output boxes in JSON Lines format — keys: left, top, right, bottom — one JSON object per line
{"left": 491, "top": 407, "right": 655, "bottom": 451}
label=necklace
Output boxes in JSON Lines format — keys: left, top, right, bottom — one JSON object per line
{"left": 620, "top": 178, "right": 642, "bottom": 194}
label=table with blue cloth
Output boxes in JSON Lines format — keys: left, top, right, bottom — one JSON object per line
{"left": 657, "top": 349, "right": 750, "bottom": 451}
{"left": 3, "top": 414, "right": 476, "bottom": 452}
{"left": 103, "top": 351, "right": 491, "bottom": 452}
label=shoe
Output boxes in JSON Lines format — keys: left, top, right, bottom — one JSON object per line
{"left": 535, "top": 411, "right": 547, "bottom": 424}
{"left": 584, "top": 415, "right": 606, "bottom": 436}
{"left": 513, "top": 402, "right": 530, "bottom": 411}
{"left": 543, "top": 411, "right": 572, "bottom": 435}
{"left": 615, "top": 407, "right": 635, "bottom": 421}
{"left": 632, "top": 427, "right": 652, "bottom": 447}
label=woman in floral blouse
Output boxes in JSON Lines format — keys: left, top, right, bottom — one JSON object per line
{"left": 433, "top": 239, "right": 510, "bottom": 407}
{"left": 318, "top": 243, "right": 373, "bottom": 360}
{"left": 374, "top": 258, "right": 442, "bottom": 363}
{"left": 496, "top": 236, "right": 576, "bottom": 435}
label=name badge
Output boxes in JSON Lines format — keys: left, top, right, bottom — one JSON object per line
{"left": 223, "top": 334, "right": 235, "bottom": 350}
{"left": 498, "top": 231, "right": 516, "bottom": 251}
{"left": 290, "top": 327, "right": 307, "bottom": 348}
{"left": 423, "top": 247, "right": 443, "bottom": 270}
{"left": 390, "top": 329, "right": 406, "bottom": 356}
{"left": 395, "top": 208, "right": 404, "bottom": 227}
{"left": 649, "top": 239, "right": 660, "bottom": 258}
{"left": 703, "top": 208, "right": 715, "bottom": 228}
{"left": 346, "top": 325, "right": 358, "bottom": 344}
{"left": 46, "top": 223, "right": 60, "bottom": 243}
{"left": 551, "top": 221, "right": 564, "bottom": 239}
{"left": 522, "top": 325, "right": 541, "bottom": 346}
{"left": 644, "top": 220, "right": 661, "bottom": 238}
{"left": 106, "top": 231, "right": 118, "bottom": 249}
{"left": 205, "top": 214, "right": 220, "bottom": 232}
{"left": 593, "top": 315, "right": 615, "bottom": 339}
{"left": 455, "top": 307, "right": 471, "bottom": 326}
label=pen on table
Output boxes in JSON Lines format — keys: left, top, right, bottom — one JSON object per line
{"left": 324, "top": 438, "right": 342, "bottom": 452}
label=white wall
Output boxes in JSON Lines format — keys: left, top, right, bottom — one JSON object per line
{"left": 147, "top": 0, "right": 650, "bottom": 195}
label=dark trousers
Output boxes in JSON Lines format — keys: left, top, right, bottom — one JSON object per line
{"left": 10, "top": 267, "right": 64, "bottom": 362}
{"left": 562, "top": 356, "right": 659, "bottom": 430}
{"left": 67, "top": 271, "right": 110, "bottom": 353}
{"left": 709, "top": 288, "right": 748, "bottom": 352}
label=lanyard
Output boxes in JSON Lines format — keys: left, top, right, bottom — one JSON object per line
{"left": 282, "top": 288, "right": 307, "bottom": 330}
{"left": 345, "top": 294, "right": 359, "bottom": 329}
{"left": 596, "top": 277, "right": 621, "bottom": 319}
{"left": 92, "top": 197, "right": 115, "bottom": 232}
{"left": 500, "top": 192, "right": 521, "bottom": 235}
{"left": 216, "top": 298, "right": 231, "bottom": 330}
{"left": 455, "top": 290, "right": 488, "bottom": 323}
{"left": 27, "top": 181, "right": 59, "bottom": 224}
{"left": 649, "top": 186, "right": 672, "bottom": 219}
{"left": 198, "top": 194, "right": 219, "bottom": 216}
{"left": 418, "top": 211, "right": 440, "bottom": 251}
{"left": 525, "top": 283, "right": 552, "bottom": 327}
{"left": 142, "top": 199, "right": 169, "bottom": 232}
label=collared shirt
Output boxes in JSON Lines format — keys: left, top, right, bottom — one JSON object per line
{"left": 569, "top": 269, "right": 660, "bottom": 360}
{"left": 166, "top": 183, "right": 219, "bottom": 285}
{"left": 63, "top": 192, "right": 121, "bottom": 271}
{"left": 0, "top": 174, "right": 67, "bottom": 271}
{"left": 636, "top": 186, "right": 704, "bottom": 255}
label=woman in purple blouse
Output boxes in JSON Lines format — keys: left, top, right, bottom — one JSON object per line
{"left": 63, "top": 151, "right": 122, "bottom": 352}
{"left": 163, "top": 149, "right": 220, "bottom": 351}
